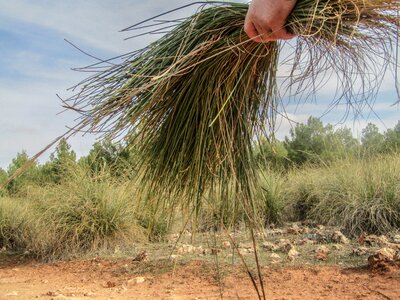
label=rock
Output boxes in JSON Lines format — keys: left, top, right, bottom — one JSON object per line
{"left": 132, "top": 251, "right": 148, "bottom": 262}
{"left": 270, "top": 253, "right": 282, "bottom": 262}
{"left": 222, "top": 241, "right": 231, "bottom": 249}
{"left": 395, "top": 251, "right": 400, "bottom": 260}
{"left": 278, "top": 239, "right": 293, "bottom": 253}
{"left": 269, "top": 229, "right": 284, "bottom": 236}
{"left": 296, "top": 238, "right": 315, "bottom": 246}
{"left": 393, "top": 234, "right": 400, "bottom": 244}
{"left": 315, "top": 245, "right": 330, "bottom": 254}
{"left": 287, "top": 224, "right": 302, "bottom": 235}
{"left": 261, "top": 241, "right": 277, "bottom": 251}
{"left": 5, "top": 291, "right": 18, "bottom": 297}
{"left": 170, "top": 254, "right": 181, "bottom": 260}
{"left": 167, "top": 233, "right": 179, "bottom": 241}
{"left": 105, "top": 281, "right": 117, "bottom": 288}
{"left": 177, "top": 244, "right": 208, "bottom": 255}
{"left": 128, "top": 277, "right": 146, "bottom": 285}
{"left": 331, "top": 231, "right": 349, "bottom": 244}
{"left": 375, "top": 248, "right": 396, "bottom": 260}
{"left": 315, "top": 245, "right": 330, "bottom": 261}
{"left": 306, "top": 232, "right": 328, "bottom": 243}
{"left": 361, "top": 235, "right": 390, "bottom": 247}
{"left": 287, "top": 248, "right": 300, "bottom": 261}
{"left": 368, "top": 248, "right": 397, "bottom": 269}
{"left": 315, "top": 252, "right": 328, "bottom": 261}
{"left": 332, "top": 244, "right": 343, "bottom": 251}
{"left": 83, "top": 291, "right": 96, "bottom": 297}
{"left": 352, "top": 247, "right": 369, "bottom": 256}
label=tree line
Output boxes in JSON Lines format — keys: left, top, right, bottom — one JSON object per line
{"left": 1, "top": 117, "right": 399, "bottom": 195}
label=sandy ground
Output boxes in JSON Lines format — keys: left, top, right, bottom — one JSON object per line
{"left": 0, "top": 256, "right": 399, "bottom": 300}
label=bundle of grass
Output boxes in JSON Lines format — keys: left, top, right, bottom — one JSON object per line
{"left": 64, "top": 1, "right": 399, "bottom": 210}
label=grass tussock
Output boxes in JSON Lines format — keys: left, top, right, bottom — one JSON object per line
{"left": 0, "top": 167, "right": 147, "bottom": 260}
{"left": 0, "top": 198, "right": 30, "bottom": 251}
{"left": 64, "top": 1, "right": 399, "bottom": 213}
{"left": 285, "top": 154, "right": 400, "bottom": 235}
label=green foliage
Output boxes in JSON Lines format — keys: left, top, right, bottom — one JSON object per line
{"left": 82, "top": 140, "right": 136, "bottom": 177}
{"left": 383, "top": 121, "right": 400, "bottom": 153}
{"left": 361, "top": 123, "right": 384, "bottom": 156}
{"left": 46, "top": 138, "right": 77, "bottom": 183}
{"left": 284, "top": 117, "right": 359, "bottom": 165}
{"left": 254, "top": 138, "right": 288, "bottom": 169}
{"left": 6, "top": 151, "right": 40, "bottom": 195}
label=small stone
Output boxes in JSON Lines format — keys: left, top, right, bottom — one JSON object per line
{"left": 105, "top": 281, "right": 117, "bottom": 288}
{"left": 296, "top": 238, "right": 315, "bottom": 246}
{"left": 270, "top": 253, "right": 282, "bottom": 261}
{"left": 315, "top": 252, "right": 328, "bottom": 261}
{"left": 393, "top": 235, "right": 400, "bottom": 244}
{"left": 5, "top": 291, "right": 18, "bottom": 297}
{"left": 278, "top": 239, "right": 293, "bottom": 253}
{"left": 177, "top": 244, "right": 196, "bottom": 254}
{"left": 331, "top": 231, "right": 349, "bottom": 244}
{"left": 261, "top": 241, "right": 277, "bottom": 251}
{"left": 352, "top": 247, "right": 369, "bottom": 256}
{"left": 170, "top": 254, "right": 181, "bottom": 259}
{"left": 332, "top": 244, "right": 343, "bottom": 251}
{"left": 84, "top": 291, "right": 96, "bottom": 297}
{"left": 287, "top": 248, "right": 300, "bottom": 261}
{"left": 315, "top": 245, "right": 330, "bottom": 254}
{"left": 222, "top": 241, "right": 231, "bottom": 249}
{"left": 287, "top": 224, "right": 302, "bottom": 235}
{"left": 132, "top": 251, "right": 148, "bottom": 262}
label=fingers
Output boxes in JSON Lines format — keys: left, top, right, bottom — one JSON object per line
{"left": 244, "top": 19, "right": 263, "bottom": 43}
{"left": 244, "top": 19, "right": 294, "bottom": 43}
{"left": 243, "top": 0, "right": 297, "bottom": 43}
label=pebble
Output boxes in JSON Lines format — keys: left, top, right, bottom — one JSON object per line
{"left": 331, "top": 231, "right": 349, "bottom": 244}
{"left": 287, "top": 248, "right": 300, "bottom": 261}
{"left": 262, "top": 241, "right": 278, "bottom": 251}
{"left": 5, "top": 291, "right": 18, "bottom": 297}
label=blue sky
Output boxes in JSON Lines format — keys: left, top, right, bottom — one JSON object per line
{"left": 0, "top": 0, "right": 399, "bottom": 169}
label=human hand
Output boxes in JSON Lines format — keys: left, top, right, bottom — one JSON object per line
{"left": 244, "top": 0, "right": 297, "bottom": 43}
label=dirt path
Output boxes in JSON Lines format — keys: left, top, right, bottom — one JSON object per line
{"left": 0, "top": 257, "right": 399, "bottom": 300}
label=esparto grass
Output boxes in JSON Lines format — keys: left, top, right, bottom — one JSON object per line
{"left": 62, "top": 1, "right": 399, "bottom": 218}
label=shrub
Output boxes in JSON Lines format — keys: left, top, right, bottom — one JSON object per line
{"left": 285, "top": 154, "right": 400, "bottom": 235}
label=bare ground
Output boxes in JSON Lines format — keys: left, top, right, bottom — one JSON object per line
{"left": 0, "top": 255, "right": 399, "bottom": 300}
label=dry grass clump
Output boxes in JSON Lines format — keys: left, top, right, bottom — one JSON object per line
{"left": 64, "top": 1, "right": 399, "bottom": 211}
{"left": 285, "top": 154, "right": 400, "bottom": 236}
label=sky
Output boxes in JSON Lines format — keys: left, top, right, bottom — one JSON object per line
{"left": 0, "top": 0, "right": 399, "bottom": 169}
